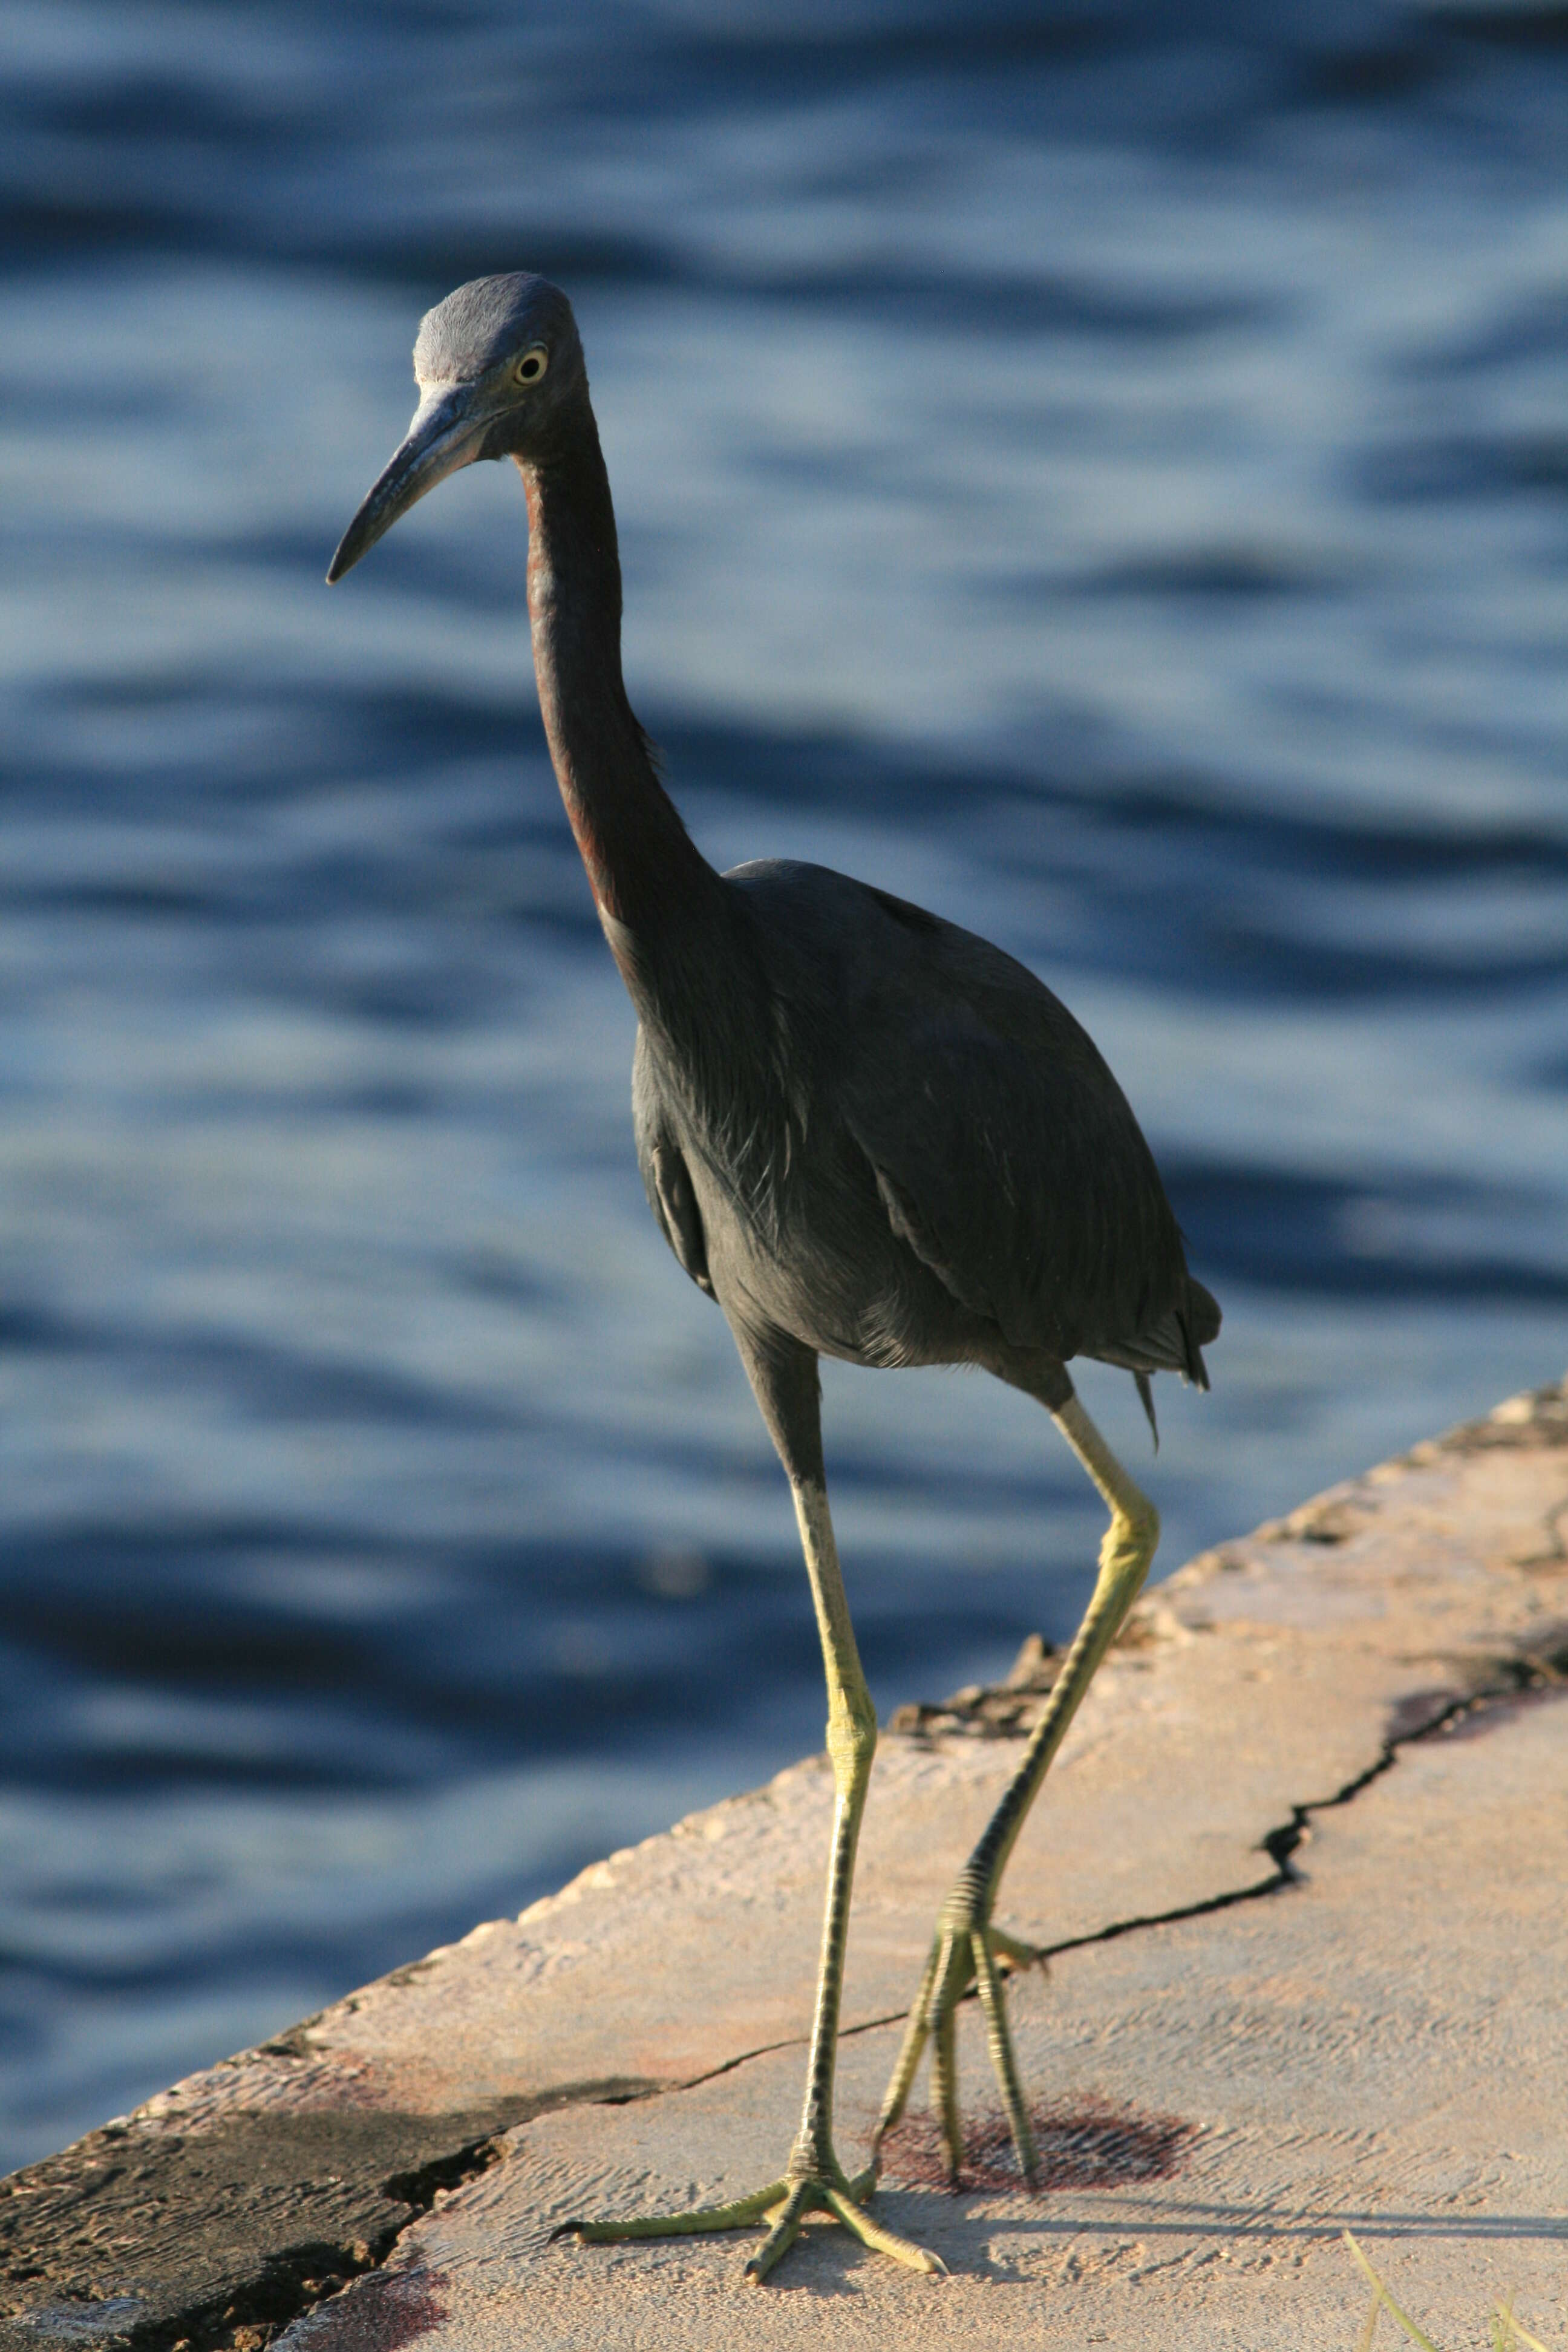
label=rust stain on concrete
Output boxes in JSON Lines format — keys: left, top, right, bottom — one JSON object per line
{"left": 878, "top": 2094, "right": 1200, "bottom": 2197}
{"left": 283, "top": 2267, "right": 446, "bottom": 2352}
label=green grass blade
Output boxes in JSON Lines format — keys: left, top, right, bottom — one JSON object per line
{"left": 1498, "top": 2312, "right": 1553, "bottom": 2352}
{"left": 1342, "top": 2232, "right": 1445, "bottom": 2352}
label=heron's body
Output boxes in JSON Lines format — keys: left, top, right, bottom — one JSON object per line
{"left": 329, "top": 270, "right": 1218, "bottom": 2284}
{"left": 635, "top": 858, "right": 1207, "bottom": 1387}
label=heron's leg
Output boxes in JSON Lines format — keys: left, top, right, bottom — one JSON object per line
{"left": 874, "top": 1387, "right": 1158, "bottom": 2183}
{"left": 558, "top": 1331, "right": 943, "bottom": 2284}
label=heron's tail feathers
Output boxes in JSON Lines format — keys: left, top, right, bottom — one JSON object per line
{"left": 1089, "top": 1275, "right": 1221, "bottom": 1409}
{"left": 1180, "top": 1276, "right": 1221, "bottom": 1388}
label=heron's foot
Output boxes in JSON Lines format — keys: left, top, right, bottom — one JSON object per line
{"left": 874, "top": 1910, "right": 1047, "bottom": 2184}
{"left": 555, "top": 2151, "right": 946, "bottom": 2285}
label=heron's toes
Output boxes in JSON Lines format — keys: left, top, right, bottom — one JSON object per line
{"left": 970, "top": 1924, "right": 1039, "bottom": 2181}
{"left": 554, "top": 2177, "right": 786, "bottom": 2247}
{"left": 875, "top": 1913, "right": 1044, "bottom": 2185}
{"left": 557, "top": 2159, "right": 943, "bottom": 2284}
{"left": 987, "top": 1922, "right": 1047, "bottom": 1975}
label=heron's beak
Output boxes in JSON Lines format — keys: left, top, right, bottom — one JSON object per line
{"left": 326, "top": 384, "right": 491, "bottom": 583}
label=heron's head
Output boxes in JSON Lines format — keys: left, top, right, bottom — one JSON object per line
{"left": 327, "top": 272, "right": 584, "bottom": 583}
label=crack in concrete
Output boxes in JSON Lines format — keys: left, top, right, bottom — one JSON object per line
{"left": 93, "top": 2088, "right": 658, "bottom": 2352}
{"left": 96, "top": 2141, "right": 503, "bottom": 2352}
{"left": 1045, "top": 1645, "right": 1564, "bottom": 1964}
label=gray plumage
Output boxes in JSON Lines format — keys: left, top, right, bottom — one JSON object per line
{"left": 635, "top": 858, "right": 1217, "bottom": 1411}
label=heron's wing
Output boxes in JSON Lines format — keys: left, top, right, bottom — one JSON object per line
{"left": 724, "top": 860, "right": 1217, "bottom": 1378}
{"left": 633, "top": 1033, "right": 714, "bottom": 1298}
{"left": 840, "top": 979, "right": 1201, "bottom": 1373}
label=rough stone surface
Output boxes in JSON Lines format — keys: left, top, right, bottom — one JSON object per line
{"left": 4, "top": 1379, "right": 1567, "bottom": 2351}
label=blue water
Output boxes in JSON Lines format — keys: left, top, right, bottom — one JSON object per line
{"left": 2, "top": 0, "right": 1566, "bottom": 2174}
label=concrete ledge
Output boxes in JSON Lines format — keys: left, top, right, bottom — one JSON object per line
{"left": 4, "top": 1382, "right": 1567, "bottom": 2350}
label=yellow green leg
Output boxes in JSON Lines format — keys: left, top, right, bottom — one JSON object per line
{"left": 874, "top": 1390, "right": 1159, "bottom": 2183}
{"left": 558, "top": 1373, "right": 945, "bottom": 2282}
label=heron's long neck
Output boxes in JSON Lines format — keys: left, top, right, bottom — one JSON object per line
{"left": 518, "top": 410, "right": 729, "bottom": 1013}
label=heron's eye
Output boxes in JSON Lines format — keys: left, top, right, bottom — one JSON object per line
{"left": 514, "top": 347, "right": 548, "bottom": 387}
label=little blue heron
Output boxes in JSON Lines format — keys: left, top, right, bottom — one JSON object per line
{"left": 328, "top": 273, "right": 1219, "bottom": 2284}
